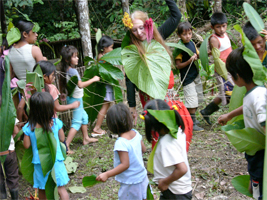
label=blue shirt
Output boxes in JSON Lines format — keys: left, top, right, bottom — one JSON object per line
{"left": 113, "top": 129, "right": 147, "bottom": 184}
{"left": 23, "top": 118, "right": 64, "bottom": 164}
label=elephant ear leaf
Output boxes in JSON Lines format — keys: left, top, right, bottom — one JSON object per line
{"left": 243, "top": 2, "right": 264, "bottom": 33}
{"left": 6, "top": 27, "right": 21, "bottom": 46}
{"left": 199, "top": 33, "right": 212, "bottom": 74}
{"left": 231, "top": 175, "right": 252, "bottom": 197}
{"left": 234, "top": 24, "right": 267, "bottom": 85}
{"left": 121, "top": 40, "right": 171, "bottom": 100}
{"left": 66, "top": 76, "right": 79, "bottom": 97}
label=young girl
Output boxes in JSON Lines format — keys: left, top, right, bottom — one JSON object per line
{"left": 92, "top": 35, "right": 114, "bottom": 137}
{"left": 143, "top": 99, "right": 192, "bottom": 199}
{"left": 96, "top": 103, "right": 148, "bottom": 200}
{"left": 23, "top": 92, "right": 69, "bottom": 200}
{"left": 59, "top": 45, "right": 99, "bottom": 154}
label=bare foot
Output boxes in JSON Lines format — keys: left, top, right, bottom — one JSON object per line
{"left": 92, "top": 129, "right": 106, "bottom": 137}
{"left": 67, "top": 149, "right": 74, "bottom": 154}
{"left": 83, "top": 137, "right": 98, "bottom": 145}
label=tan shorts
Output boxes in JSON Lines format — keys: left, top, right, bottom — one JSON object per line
{"left": 215, "top": 72, "right": 234, "bottom": 106}
{"left": 183, "top": 75, "right": 204, "bottom": 108}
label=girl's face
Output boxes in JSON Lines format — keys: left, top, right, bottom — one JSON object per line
{"left": 24, "top": 30, "right": 38, "bottom": 44}
{"left": 44, "top": 71, "right": 55, "bottom": 84}
{"left": 103, "top": 44, "right": 114, "bottom": 54}
{"left": 71, "top": 52, "right": 79, "bottom": 66}
{"left": 179, "top": 29, "right": 192, "bottom": 44}
{"left": 131, "top": 19, "right": 146, "bottom": 41}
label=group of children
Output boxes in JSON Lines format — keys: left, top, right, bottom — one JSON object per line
{"left": 0, "top": 10, "right": 266, "bottom": 200}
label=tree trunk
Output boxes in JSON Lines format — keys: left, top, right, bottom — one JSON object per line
{"left": 213, "top": 0, "right": 222, "bottom": 13}
{"left": 75, "top": 0, "right": 93, "bottom": 59}
{"left": 244, "top": 0, "right": 251, "bottom": 3}
{"left": 177, "top": 0, "right": 187, "bottom": 20}
{"left": 121, "top": 0, "right": 130, "bottom": 14}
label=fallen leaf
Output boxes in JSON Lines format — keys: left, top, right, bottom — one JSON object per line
{"left": 195, "top": 191, "right": 205, "bottom": 200}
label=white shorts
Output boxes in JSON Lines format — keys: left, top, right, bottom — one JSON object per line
{"left": 183, "top": 75, "right": 204, "bottom": 108}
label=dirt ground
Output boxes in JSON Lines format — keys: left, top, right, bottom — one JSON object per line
{"left": 13, "top": 97, "right": 251, "bottom": 200}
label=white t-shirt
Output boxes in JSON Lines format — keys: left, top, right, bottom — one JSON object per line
{"left": 243, "top": 86, "right": 267, "bottom": 134}
{"left": 8, "top": 118, "right": 19, "bottom": 150}
{"left": 66, "top": 67, "right": 83, "bottom": 98}
{"left": 153, "top": 128, "right": 192, "bottom": 194}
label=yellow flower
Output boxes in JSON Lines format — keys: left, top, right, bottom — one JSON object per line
{"left": 122, "top": 12, "right": 133, "bottom": 29}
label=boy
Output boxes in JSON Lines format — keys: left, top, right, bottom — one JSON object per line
{"left": 175, "top": 21, "right": 204, "bottom": 132}
{"left": 220, "top": 47, "right": 266, "bottom": 199}
{"left": 200, "top": 12, "right": 234, "bottom": 125}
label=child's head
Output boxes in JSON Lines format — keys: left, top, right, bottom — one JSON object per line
{"left": 33, "top": 61, "right": 56, "bottom": 84}
{"left": 226, "top": 46, "right": 253, "bottom": 86}
{"left": 16, "top": 20, "right": 37, "bottom": 44}
{"left": 143, "top": 99, "right": 185, "bottom": 143}
{"left": 106, "top": 103, "right": 133, "bottom": 136}
{"left": 210, "top": 12, "right": 227, "bottom": 36}
{"left": 28, "top": 92, "right": 54, "bottom": 133}
{"left": 97, "top": 35, "right": 114, "bottom": 54}
{"left": 243, "top": 21, "right": 266, "bottom": 55}
{"left": 177, "top": 22, "right": 193, "bottom": 43}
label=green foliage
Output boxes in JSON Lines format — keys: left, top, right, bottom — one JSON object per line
{"left": 147, "top": 184, "right": 154, "bottom": 200}
{"left": 121, "top": 40, "right": 171, "bottom": 100}
{"left": 21, "top": 148, "right": 34, "bottom": 185}
{"left": 101, "top": 48, "right": 122, "bottom": 66}
{"left": 199, "top": 33, "right": 212, "bottom": 75}
{"left": 66, "top": 76, "right": 79, "bottom": 97}
{"left": 243, "top": 2, "right": 264, "bottom": 33}
{"left": 69, "top": 186, "right": 86, "bottom": 194}
{"left": 6, "top": 26, "right": 20, "bottom": 46}
{"left": 64, "top": 157, "right": 78, "bottom": 174}
{"left": 0, "top": 56, "right": 16, "bottom": 163}
{"left": 14, "top": 140, "right": 25, "bottom": 172}
{"left": 26, "top": 65, "right": 44, "bottom": 92}
{"left": 221, "top": 120, "right": 265, "bottom": 156}
{"left": 147, "top": 141, "right": 158, "bottom": 174}
{"left": 231, "top": 175, "right": 252, "bottom": 197}
{"left": 82, "top": 174, "right": 102, "bottom": 187}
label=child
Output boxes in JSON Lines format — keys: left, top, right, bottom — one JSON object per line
{"left": 143, "top": 99, "right": 192, "bottom": 199}
{"left": 96, "top": 103, "right": 148, "bottom": 200}
{"left": 0, "top": 119, "right": 20, "bottom": 200}
{"left": 23, "top": 92, "right": 69, "bottom": 200}
{"left": 219, "top": 47, "right": 266, "bottom": 199}
{"left": 175, "top": 21, "right": 204, "bottom": 132}
{"left": 59, "top": 45, "right": 99, "bottom": 154}
{"left": 200, "top": 12, "right": 234, "bottom": 125}
{"left": 17, "top": 61, "right": 80, "bottom": 125}
{"left": 92, "top": 35, "right": 115, "bottom": 137}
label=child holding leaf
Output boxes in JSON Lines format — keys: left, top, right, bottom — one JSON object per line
{"left": 96, "top": 103, "right": 148, "bottom": 200}
{"left": 143, "top": 99, "right": 192, "bottom": 199}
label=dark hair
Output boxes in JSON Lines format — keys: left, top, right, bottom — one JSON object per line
{"left": 226, "top": 46, "right": 253, "bottom": 84}
{"left": 16, "top": 20, "right": 34, "bottom": 41}
{"left": 1, "top": 38, "right": 8, "bottom": 54}
{"left": 28, "top": 92, "right": 54, "bottom": 132}
{"left": 211, "top": 12, "right": 227, "bottom": 26}
{"left": 177, "top": 21, "right": 192, "bottom": 35}
{"left": 243, "top": 21, "right": 260, "bottom": 41}
{"left": 106, "top": 103, "right": 133, "bottom": 135}
{"left": 33, "top": 61, "right": 56, "bottom": 92}
{"left": 143, "top": 99, "right": 185, "bottom": 143}
{"left": 97, "top": 35, "right": 114, "bottom": 53}
{"left": 59, "top": 45, "right": 78, "bottom": 94}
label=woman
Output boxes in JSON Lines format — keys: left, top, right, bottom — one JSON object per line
{"left": 124, "top": 0, "right": 181, "bottom": 123}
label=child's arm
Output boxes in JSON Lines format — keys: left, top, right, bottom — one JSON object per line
{"left": 141, "top": 140, "right": 146, "bottom": 153}
{"left": 58, "top": 128, "right": 65, "bottom": 143}
{"left": 218, "top": 106, "right": 243, "bottom": 126}
{"left": 158, "top": 162, "right": 188, "bottom": 192}
{"left": 54, "top": 99, "right": 80, "bottom": 112}
{"left": 12, "top": 123, "right": 20, "bottom": 138}
{"left": 96, "top": 151, "right": 129, "bottom": 182}
{"left": 209, "top": 36, "right": 220, "bottom": 49}
{"left": 77, "top": 76, "right": 100, "bottom": 88}
{"left": 23, "top": 134, "right": 31, "bottom": 149}
{"left": 17, "top": 98, "right": 26, "bottom": 128}
{"left": 175, "top": 54, "right": 197, "bottom": 70}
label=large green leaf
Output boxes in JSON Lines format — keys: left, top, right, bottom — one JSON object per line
{"left": 45, "top": 168, "right": 59, "bottom": 200}
{"left": 147, "top": 141, "right": 158, "bottom": 174}
{"left": 21, "top": 148, "right": 34, "bottom": 185}
{"left": 101, "top": 47, "right": 122, "bottom": 65}
{"left": 35, "top": 128, "right": 57, "bottom": 177}
{"left": 82, "top": 65, "right": 106, "bottom": 123}
{"left": 26, "top": 65, "right": 44, "bottom": 92}
{"left": 147, "top": 110, "right": 179, "bottom": 138}
{"left": 82, "top": 174, "right": 102, "bottom": 187}
{"left": 96, "top": 29, "right": 102, "bottom": 44}
{"left": 199, "top": 33, "right": 212, "bottom": 74}
{"left": 221, "top": 120, "right": 265, "bottom": 156}
{"left": 243, "top": 2, "right": 264, "bottom": 33}
{"left": 121, "top": 40, "right": 171, "bottom": 100}
{"left": 121, "top": 30, "right": 131, "bottom": 49}
{"left": 84, "top": 56, "right": 95, "bottom": 66}
{"left": 147, "top": 184, "right": 154, "bottom": 200}
{"left": 6, "top": 27, "right": 21, "bottom": 46}
{"left": 234, "top": 25, "right": 267, "bottom": 85}
{"left": 69, "top": 186, "right": 87, "bottom": 193}
{"left": 66, "top": 76, "right": 78, "bottom": 97}
{"left": 15, "top": 140, "right": 26, "bottom": 172}
{"left": 264, "top": 113, "right": 267, "bottom": 198}
{"left": 212, "top": 47, "right": 228, "bottom": 80}
{"left": 98, "top": 62, "right": 124, "bottom": 80}
{"left": 231, "top": 175, "right": 252, "bottom": 197}
{"left": 0, "top": 56, "right": 16, "bottom": 163}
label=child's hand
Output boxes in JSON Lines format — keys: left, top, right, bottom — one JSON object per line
{"left": 218, "top": 114, "right": 230, "bottom": 126}
{"left": 260, "top": 29, "right": 267, "bottom": 41}
{"left": 72, "top": 101, "right": 80, "bottom": 109}
{"left": 92, "top": 76, "right": 100, "bottom": 82}
{"left": 158, "top": 178, "right": 169, "bottom": 192}
{"left": 190, "top": 53, "right": 197, "bottom": 62}
{"left": 96, "top": 172, "right": 109, "bottom": 182}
